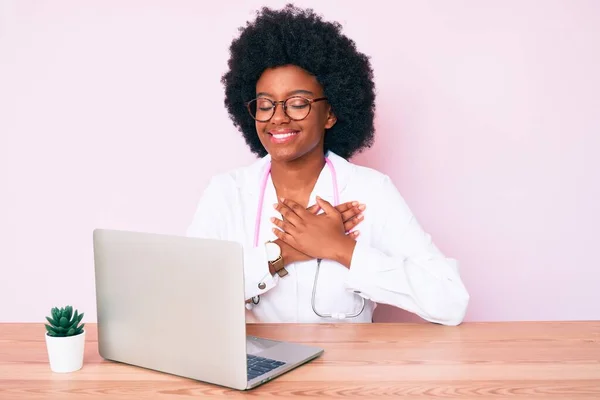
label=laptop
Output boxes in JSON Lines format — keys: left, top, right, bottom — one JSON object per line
{"left": 92, "top": 228, "right": 323, "bottom": 390}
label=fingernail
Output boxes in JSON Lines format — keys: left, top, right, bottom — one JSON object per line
{"left": 280, "top": 197, "right": 285, "bottom": 202}
{"left": 354, "top": 230, "right": 360, "bottom": 236}
{"left": 352, "top": 201, "right": 358, "bottom": 206}
{"left": 273, "top": 203, "right": 278, "bottom": 209}
{"left": 358, "top": 214, "right": 363, "bottom": 220}
{"left": 358, "top": 204, "right": 366, "bottom": 211}
{"left": 270, "top": 217, "right": 275, "bottom": 222}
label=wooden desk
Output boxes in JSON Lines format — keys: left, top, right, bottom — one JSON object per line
{"left": 1, "top": 322, "right": 599, "bottom": 399}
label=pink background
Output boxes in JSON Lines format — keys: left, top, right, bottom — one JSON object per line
{"left": 1, "top": 0, "right": 598, "bottom": 323}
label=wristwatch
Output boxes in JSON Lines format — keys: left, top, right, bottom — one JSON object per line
{"left": 265, "top": 241, "right": 287, "bottom": 277}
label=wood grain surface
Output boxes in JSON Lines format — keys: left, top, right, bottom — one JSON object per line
{"left": 1, "top": 322, "right": 599, "bottom": 399}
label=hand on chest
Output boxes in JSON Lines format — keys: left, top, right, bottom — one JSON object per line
{"left": 242, "top": 158, "right": 373, "bottom": 256}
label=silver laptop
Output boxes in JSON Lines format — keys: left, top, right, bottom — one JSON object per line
{"left": 92, "top": 228, "right": 323, "bottom": 390}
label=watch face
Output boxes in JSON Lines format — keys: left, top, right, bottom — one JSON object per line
{"left": 265, "top": 241, "right": 281, "bottom": 261}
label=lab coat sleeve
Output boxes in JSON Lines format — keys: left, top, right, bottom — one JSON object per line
{"left": 186, "top": 175, "right": 280, "bottom": 301}
{"left": 344, "top": 175, "right": 470, "bottom": 325}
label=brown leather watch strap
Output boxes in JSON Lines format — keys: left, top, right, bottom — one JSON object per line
{"left": 269, "top": 256, "right": 287, "bottom": 277}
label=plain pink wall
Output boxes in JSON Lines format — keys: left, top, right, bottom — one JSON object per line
{"left": 1, "top": 0, "right": 598, "bottom": 322}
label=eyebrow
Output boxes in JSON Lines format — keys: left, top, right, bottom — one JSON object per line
{"left": 256, "top": 89, "right": 315, "bottom": 98}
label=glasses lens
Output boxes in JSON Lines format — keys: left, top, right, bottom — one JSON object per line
{"left": 248, "top": 98, "right": 274, "bottom": 122}
{"left": 285, "top": 97, "right": 310, "bottom": 120}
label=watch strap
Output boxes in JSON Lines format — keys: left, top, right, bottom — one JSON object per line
{"left": 269, "top": 255, "right": 287, "bottom": 277}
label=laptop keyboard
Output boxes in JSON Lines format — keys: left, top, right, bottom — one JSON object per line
{"left": 247, "top": 354, "right": 286, "bottom": 381}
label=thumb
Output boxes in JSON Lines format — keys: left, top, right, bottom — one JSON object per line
{"left": 316, "top": 196, "right": 337, "bottom": 214}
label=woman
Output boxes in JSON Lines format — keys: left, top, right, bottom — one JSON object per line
{"left": 187, "top": 5, "right": 469, "bottom": 325}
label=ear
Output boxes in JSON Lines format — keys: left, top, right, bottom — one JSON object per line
{"left": 325, "top": 108, "right": 337, "bottom": 130}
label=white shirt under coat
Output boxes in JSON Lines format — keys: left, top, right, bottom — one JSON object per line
{"left": 186, "top": 151, "right": 470, "bottom": 325}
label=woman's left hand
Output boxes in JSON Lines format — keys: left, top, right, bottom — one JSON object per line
{"left": 271, "top": 196, "right": 356, "bottom": 265}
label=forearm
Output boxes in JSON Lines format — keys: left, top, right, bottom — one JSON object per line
{"left": 344, "top": 241, "right": 469, "bottom": 325}
{"left": 329, "top": 236, "right": 357, "bottom": 269}
{"left": 275, "top": 239, "right": 308, "bottom": 268}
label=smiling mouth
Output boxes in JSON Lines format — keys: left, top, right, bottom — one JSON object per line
{"left": 268, "top": 130, "right": 299, "bottom": 144}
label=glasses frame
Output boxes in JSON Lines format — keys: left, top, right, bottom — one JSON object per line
{"left": 245, "top": 96, "right": 328, "bottom": 122}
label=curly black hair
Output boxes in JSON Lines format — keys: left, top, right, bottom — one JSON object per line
{"left": 221, "top": 4, "right": 376, "bottom": 160}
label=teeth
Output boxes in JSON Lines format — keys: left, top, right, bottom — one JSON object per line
{"left": 272, "top": 132, "right": 297, "bottom": 138}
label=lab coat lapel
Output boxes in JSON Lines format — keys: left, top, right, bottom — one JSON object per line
{"left": 304, "top": 151, "right": 349, "bottom": 208}
{"left": 321, "top": 151, "right": 351, "bottom": 206}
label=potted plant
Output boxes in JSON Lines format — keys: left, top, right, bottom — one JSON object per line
{"left": 44, "top": 305, "right": 86, "bottom": 373}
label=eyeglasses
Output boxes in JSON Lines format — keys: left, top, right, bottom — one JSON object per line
{"left": 246, "top": 96, "right": 328, "bottom": 122}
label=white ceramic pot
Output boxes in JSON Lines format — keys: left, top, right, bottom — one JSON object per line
{"left": 45, "top": 330, "right": 86, "bottom": 373}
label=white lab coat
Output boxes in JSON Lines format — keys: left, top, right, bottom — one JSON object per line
{"left": 186, "top": 151, "right": 469, "bottom": 325}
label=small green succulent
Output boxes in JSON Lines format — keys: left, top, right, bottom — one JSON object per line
{"left": 45, "top": 305, "right": 85, "bottom": 337}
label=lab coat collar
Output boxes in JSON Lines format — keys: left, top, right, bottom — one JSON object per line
{"left": 243, "top": 150, "right": 352, "bottom": 196}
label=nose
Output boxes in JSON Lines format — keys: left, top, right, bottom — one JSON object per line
{"left": 270, "top": 102, "right": 290, "bottom": 124}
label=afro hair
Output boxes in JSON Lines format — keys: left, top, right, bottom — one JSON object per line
{"left": 221, "top": 4, "right": 376, "bottom": 160}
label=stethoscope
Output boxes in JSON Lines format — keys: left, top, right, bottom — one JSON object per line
{"left": 246, "top": 156, "right": 366, "bottom": 320}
